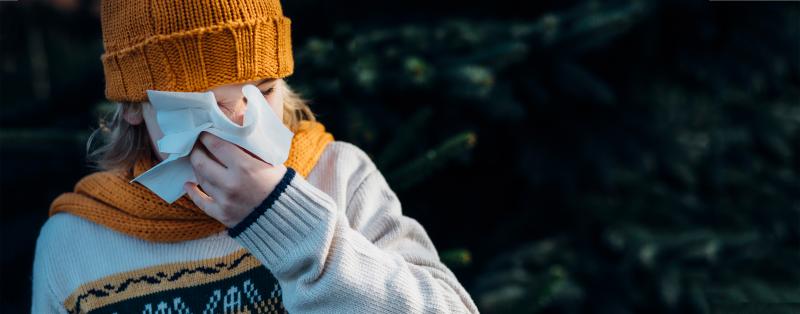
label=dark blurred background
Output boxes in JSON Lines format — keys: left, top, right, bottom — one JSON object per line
{"left": 1, "top": 0, "right": 799, "bottom": 313}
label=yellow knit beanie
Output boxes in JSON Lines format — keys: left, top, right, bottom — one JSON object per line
{"left": 100, "top": 0, "right": 293, "bottom": 103}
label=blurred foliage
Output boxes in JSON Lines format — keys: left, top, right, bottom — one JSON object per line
{"left": 2, "top": 0, "right": 799, "bottom": 313}
{"left": 288, "top": 1, "right": 800, "bottom": 313}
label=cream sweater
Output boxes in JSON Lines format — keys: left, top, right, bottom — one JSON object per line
{"left": 31, "top": 141, "right": 479, "bottom": 313}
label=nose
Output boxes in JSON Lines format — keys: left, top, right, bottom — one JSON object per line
{"left": 217, "top": 96, "right": 247, "bottom": 126}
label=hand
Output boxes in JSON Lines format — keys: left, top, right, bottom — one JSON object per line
{"left": 184, "top": 132, "right": 288, "bottom": 228}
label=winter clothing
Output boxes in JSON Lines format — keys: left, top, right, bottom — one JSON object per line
{"left": 101, "top": 0, "right": 294, "bottom": 102}
{"left": 33, "top": 142, "right": 480, "bottom": 313}
{"left": 49, "top": 120, "right": 333, "bottom": 242}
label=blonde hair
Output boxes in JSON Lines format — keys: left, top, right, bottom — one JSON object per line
{"left": 87, "top": 80, "right": 315, "bottom": 171}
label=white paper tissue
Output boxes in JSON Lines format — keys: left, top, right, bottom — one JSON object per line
{"left": 131, "top": 84, "right": 294, "bottom": 203}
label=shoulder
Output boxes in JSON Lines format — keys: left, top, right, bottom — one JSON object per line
{"left": 305, "top": 140, "right": 382, "bottom": 209}
{"left": 34, "top": 213, "right": 120, "bottom": 255}
{"left": 33, "top": 213, "right": 113, "bottom": 272}
{"left": 35, "top": 212, "right": 137, "bottom": 248}
{"left": 35, "top": 213, "right": 95, "bottom": 251}
{"left": 32, "top": 213, "right": 98, "bottom": 305}
{"left": 310, "top": 140, "right": 379, "bottom": 185}
{"left": 320, "top": 141, "right": 377, "bottom": 169}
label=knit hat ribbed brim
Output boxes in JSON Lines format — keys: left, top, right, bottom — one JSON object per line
{"left": 101, "top": 0, "right": 293, "bottom": 103}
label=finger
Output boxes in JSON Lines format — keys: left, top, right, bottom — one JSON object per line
{"left": 199, "top": 133, "right": 252, "bottom": 168}
{"left": 184, "top": 182, "right": 215, "bottom": 210}
{"left": 197, "top": 176, "right": 227, "bottom": 200}
{"left": 189, "top": 144, "right": 227, "bottom": 185}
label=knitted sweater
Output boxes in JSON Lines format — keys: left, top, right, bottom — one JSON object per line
{"left": 31, "top": 141, "right": 479, "bottom": 313}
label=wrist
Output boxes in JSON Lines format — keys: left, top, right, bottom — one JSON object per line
{"left": 228, "top": 167, "right": 297, "bottom": 236}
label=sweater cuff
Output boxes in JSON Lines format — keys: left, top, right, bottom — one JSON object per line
{"left": 227, "top": 166, "right": 338, "bottom": 270}
{"left": 227, "top": 167, "right": 297, "bottom": 238}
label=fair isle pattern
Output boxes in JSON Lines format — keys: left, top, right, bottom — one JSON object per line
{"left": 64, "top": 249, "right": 286, "bottom": 314}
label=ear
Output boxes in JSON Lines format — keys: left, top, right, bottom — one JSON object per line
{"left": 122, "top": 104, "right": 144, "bottom": 125}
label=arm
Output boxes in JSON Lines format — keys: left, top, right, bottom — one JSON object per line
{"left": 181, "top": 134, "right": 478, "bottom": 312}
{"left": 227, "top": 167, "right": 479, "bottom": 313}
{"left": 31, "top": 223, "right": 69, "bottom": 314}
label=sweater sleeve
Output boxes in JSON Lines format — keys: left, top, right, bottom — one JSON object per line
{"left": 227, "top": 167, "right": 479, "bottom": 313}
{"left": 31, "top": 220, "right": 69, "bottom": 314}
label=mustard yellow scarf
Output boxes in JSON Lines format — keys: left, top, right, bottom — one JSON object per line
{"left": 50, "top": 121, "right": 333, "bottom": 242}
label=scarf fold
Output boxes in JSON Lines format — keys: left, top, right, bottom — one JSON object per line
{"left": 50, "top": 120, "right": 334, "bottom": 242}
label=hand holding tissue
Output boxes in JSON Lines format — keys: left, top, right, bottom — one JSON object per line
{"left": 132, "top": 84, "right": 294, "bottom": 203}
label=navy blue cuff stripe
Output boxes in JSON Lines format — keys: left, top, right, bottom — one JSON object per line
{"left": 227, "top": 167, "right": 297, "bottom": 238}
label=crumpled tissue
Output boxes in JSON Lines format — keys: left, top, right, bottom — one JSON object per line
{"left": 131, "top": 84, "right": 294, "bottom": 203}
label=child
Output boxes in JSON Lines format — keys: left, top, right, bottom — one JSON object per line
{"left": 31, "top": 0, "right": 479, "bottom": 313}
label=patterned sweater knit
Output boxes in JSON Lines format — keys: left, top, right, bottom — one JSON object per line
{"left": 31, "top": 141, "right": 479, "bottom": 313}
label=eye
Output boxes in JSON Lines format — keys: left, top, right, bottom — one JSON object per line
{"left": 261, "top": 87, "right": 275, "bottom": 96}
